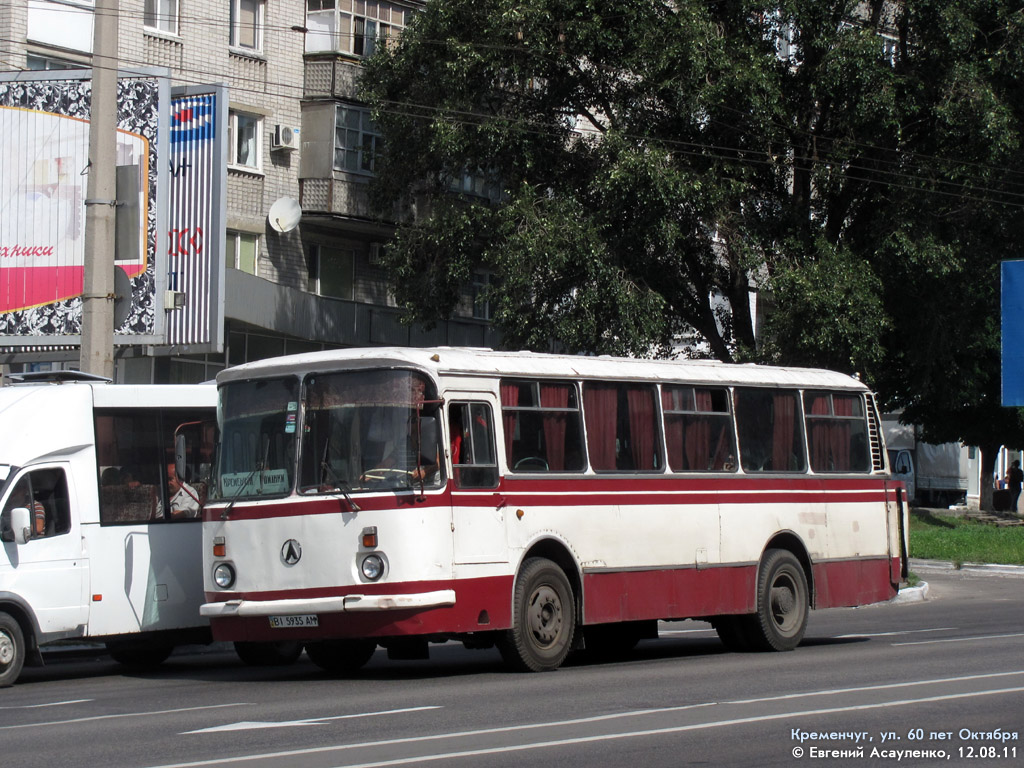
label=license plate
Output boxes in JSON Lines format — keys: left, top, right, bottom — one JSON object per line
{"left": 268, "top": 614, "right": 319, "bottom": 628}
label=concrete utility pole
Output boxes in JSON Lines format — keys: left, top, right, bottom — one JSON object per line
{"left": 80, "top": 0, "right": 119, "bottom": 379}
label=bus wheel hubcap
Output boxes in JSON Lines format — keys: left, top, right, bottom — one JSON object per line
{"left": 0, "top": 632, "right": 14, "bottom": 665}
{"left": 528, "top": 586, "right": 562, "bottom": 647}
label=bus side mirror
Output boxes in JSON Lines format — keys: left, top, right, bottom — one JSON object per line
{"left": 419, "top": 416, "right": 439, "bottom": 461}
{"left": 175, "top": 433, "right": 188, "bottom": 482}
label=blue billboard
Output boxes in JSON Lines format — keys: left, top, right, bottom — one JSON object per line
{"left": 1001, "top": 259, "right": 1024, "bottom": 405}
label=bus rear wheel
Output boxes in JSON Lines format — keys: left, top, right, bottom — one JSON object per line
{"left": 747, "top": 549, "right": 808, "bottom": 651}
{"left": 0, "top": 612, "right": 25, "bottom": 688}
{"left": 712, "top": 615, "right": 754, "bottom": 652}
{"left": 305, "top": 639, "right": 376, "bottom": 675}
{"left": 498, "top": 558, "right": 576, "bottom": 672}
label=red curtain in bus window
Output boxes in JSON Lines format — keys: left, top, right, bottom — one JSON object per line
{"left": 662, "top": 390, "right": 685, "bottom": 470}
{"left": 584, "top": 384, "right": 618, "bottom": 470}
{"left": 685, "top": 390, "right": 713, "bottom": 470}
{"left": 772, "top": 393, "right": 797, "bottom": 470}
{"left": 830, "top": 395, "right": 855, "bottom": 470}
{"left": 626, "top": 386, "right": 656, "bottom": 470}
{"left": 500, "top": 383, "right": 519, "bottom": 463}
{"left": 807, "top": 393, "right": 831, "bottom": 470}
{"left": 540, "top": 383, "right": 569, "bottom": 471}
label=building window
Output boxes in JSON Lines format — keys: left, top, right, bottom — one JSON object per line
{"left": 334, "top": 106, "right": 381, "bottom": 174}
{"left": 305, "top": 0, "right": 409, "bottom": 56}
{"left": 471, "top": 271, "right": 492, "bottom": 320}
{"left": 230, "top": 0, "right": 264, "bottom": 51}
{"left": 144, "top": 0, "right": 178, "bottom": 34}
{"left": 227, "top": 231, "right": 260, "bottom": 275}
{"left": 228, "top": 111, "right": 261, "bottom": 169}
{"left": 309, "top": 245, "right": 355, "bottom": 299}
{"left": 25, "top": 54, "right": 79, "bottom": 70}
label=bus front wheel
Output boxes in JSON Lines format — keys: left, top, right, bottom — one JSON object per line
{"left": 498, "top": 558, "right": 576, "bottom": 672}
{"left": 747, "top": 548, "right": 809, "bottom": 651}
{"left": 234, "top": 641, "right": 304, "bottom": 667}
{"left": 305, "top": 639, "right": 376, "bottom": 675}
{"left": 0, "top": 612, "right": 25, "bottom": 687}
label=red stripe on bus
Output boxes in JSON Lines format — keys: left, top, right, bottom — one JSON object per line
{"left": 207, "top": 556, "right": 897, "bottom": 644}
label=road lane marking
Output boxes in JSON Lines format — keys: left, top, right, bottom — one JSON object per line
{"left": 183, "top": 706, "right": 443, "bottom": 734}
{"left": 0, "top": 699, "right": 92, "bottom": 710}
{"left": 894, "top": 632, "right": 1024, "bottom": 646}
{"left": 727, "top": 669, "right": 1024, "bottom": 704}
{"left": 143, "top": 671, "right": 1024, "bottom": 768}
{"left": 834, "top": 627, "right": 956, "bottom": 638}
{"left": 0, "top": 703, "right": 251, "bottom": 730}
{"left": 315, "top": 685, "right": 1024, "bottom": 768}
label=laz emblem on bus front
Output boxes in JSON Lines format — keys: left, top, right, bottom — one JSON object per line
{"left": 281, "top": 539, "right": 302, "bottom": 565}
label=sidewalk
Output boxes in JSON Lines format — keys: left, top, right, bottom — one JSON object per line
{"left": 892, "top": 557, "right": 1024, "bottom": 605}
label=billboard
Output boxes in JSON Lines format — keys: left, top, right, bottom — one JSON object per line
{"left": 0, "top": 72, "right": 226, "bottom": 355}
{"left": 1002, "top": 259, "right": 1024, "bottom": 406}
{"left": 0, "top": 71, "right": 166, "bottom": 345}
{"left": 166, "top": 87, "right": 227, "bottom": 349}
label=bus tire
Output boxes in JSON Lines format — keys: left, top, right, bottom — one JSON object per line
{"left": 748, "top": 549, "right": 808, "bottom": 651}
{"left": 305, "top": 639, "right": 376, "bottom": 675}
{"left": 106, "top": 641, "right": 174, "bottom": 668}
{"left": 498, "top": 558, "right": 576, "bottom": 672}
{"left": 0, "top": 612, "right": 25, "bottom": 688}
{"left": 234, "top": 641, "right": 304, "bottom": 667}
{"left": 712, "top": 615, "right": 754, "bottom": 652}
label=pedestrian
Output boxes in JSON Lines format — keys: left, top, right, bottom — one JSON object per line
{"left": 1005, "top": 460, "right": 1023, "bottom": 513}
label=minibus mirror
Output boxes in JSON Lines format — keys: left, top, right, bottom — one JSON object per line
{"left": 8, "top": 507, "right": 30, "bottom": 544}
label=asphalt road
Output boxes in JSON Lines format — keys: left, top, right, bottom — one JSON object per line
{"left": 3, "top": 568, "right": 1022, "bottom": 768}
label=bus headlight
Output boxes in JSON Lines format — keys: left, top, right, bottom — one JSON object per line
{"left": 360, "top": 554, "right": 385, "bottom": 581}
{"left": 213, "top": 563, "right": 236, "bottom": 589}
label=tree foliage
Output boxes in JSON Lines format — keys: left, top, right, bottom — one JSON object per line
{"left": 361, "top": 0, "right": 1024, "bottom": 470}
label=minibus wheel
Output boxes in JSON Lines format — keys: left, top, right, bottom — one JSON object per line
{"left": 0, "top": 612, "right": 25, "bottom": 687}
{"left": 498, "top": 557, "right": 576, "bottom": 672}
{"left": 748, "top": 548, "right": 808, "bottom": 651}
{"left": 106, "top": 640, "right": 174, "bottom": 667}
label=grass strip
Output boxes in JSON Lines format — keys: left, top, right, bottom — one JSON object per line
{"left": 909, "top": 509, "right": 1024, "bottom": 566}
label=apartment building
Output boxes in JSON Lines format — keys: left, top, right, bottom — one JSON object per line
{"left": 0, "top": 0, "right": 495, "bottom": 384}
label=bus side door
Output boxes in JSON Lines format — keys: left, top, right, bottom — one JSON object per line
{"left": 448, "top": 399, "right": 507, "bottom": 565}
{"left": 0, "top": 465, "right": 89, "bottom": 636}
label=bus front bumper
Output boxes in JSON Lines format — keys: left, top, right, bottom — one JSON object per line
{"left": 199, "top": 589, "right": 457, "bottom": 618}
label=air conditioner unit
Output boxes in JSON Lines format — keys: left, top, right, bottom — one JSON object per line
{"left": 271, "top": 124, "right": 299, "bottom": 151}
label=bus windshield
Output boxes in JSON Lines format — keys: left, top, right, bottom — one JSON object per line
{"left": 298, "top": 369, "right": 444, "bottom": 494}
{"left": 215, "top": 377, "right": 299, "bottom": 501}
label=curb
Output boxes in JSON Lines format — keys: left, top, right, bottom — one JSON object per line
{"left": 908, "top": 558, "right": 1024, "bottom": 579}
{"left": 892, "top": 581, "right": 930, "bottom": 604}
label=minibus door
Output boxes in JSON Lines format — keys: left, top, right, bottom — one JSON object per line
{"left": 0, "top": 465, "right": 88, "bottom": 635}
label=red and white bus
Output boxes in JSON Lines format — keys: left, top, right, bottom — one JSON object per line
{"left": 200, "top": 347, "right": 908, "bottom": 672}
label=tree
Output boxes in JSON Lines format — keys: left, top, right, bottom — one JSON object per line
{"left": 362, "top": 0, "right": 1024, "bottom": 505}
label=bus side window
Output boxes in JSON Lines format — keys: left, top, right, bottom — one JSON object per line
{"left": 734, "top": 388, "right": 807, "bottom": 473}
{"left": 450, "top": 402, "right": 499, "bottom": 489}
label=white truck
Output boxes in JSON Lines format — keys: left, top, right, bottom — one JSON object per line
{"left": 883, "top": 416, "right": 970, "bottom": 508}
{"left": 0, "top": 373, "right": 299, "bottom": 687}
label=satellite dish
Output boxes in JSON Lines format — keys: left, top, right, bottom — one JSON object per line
{"left": 113, "top": 266, "right": 132, "bottom": 329}
{"left": 268, "top": 197, "right": 302, "bottom": 233}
